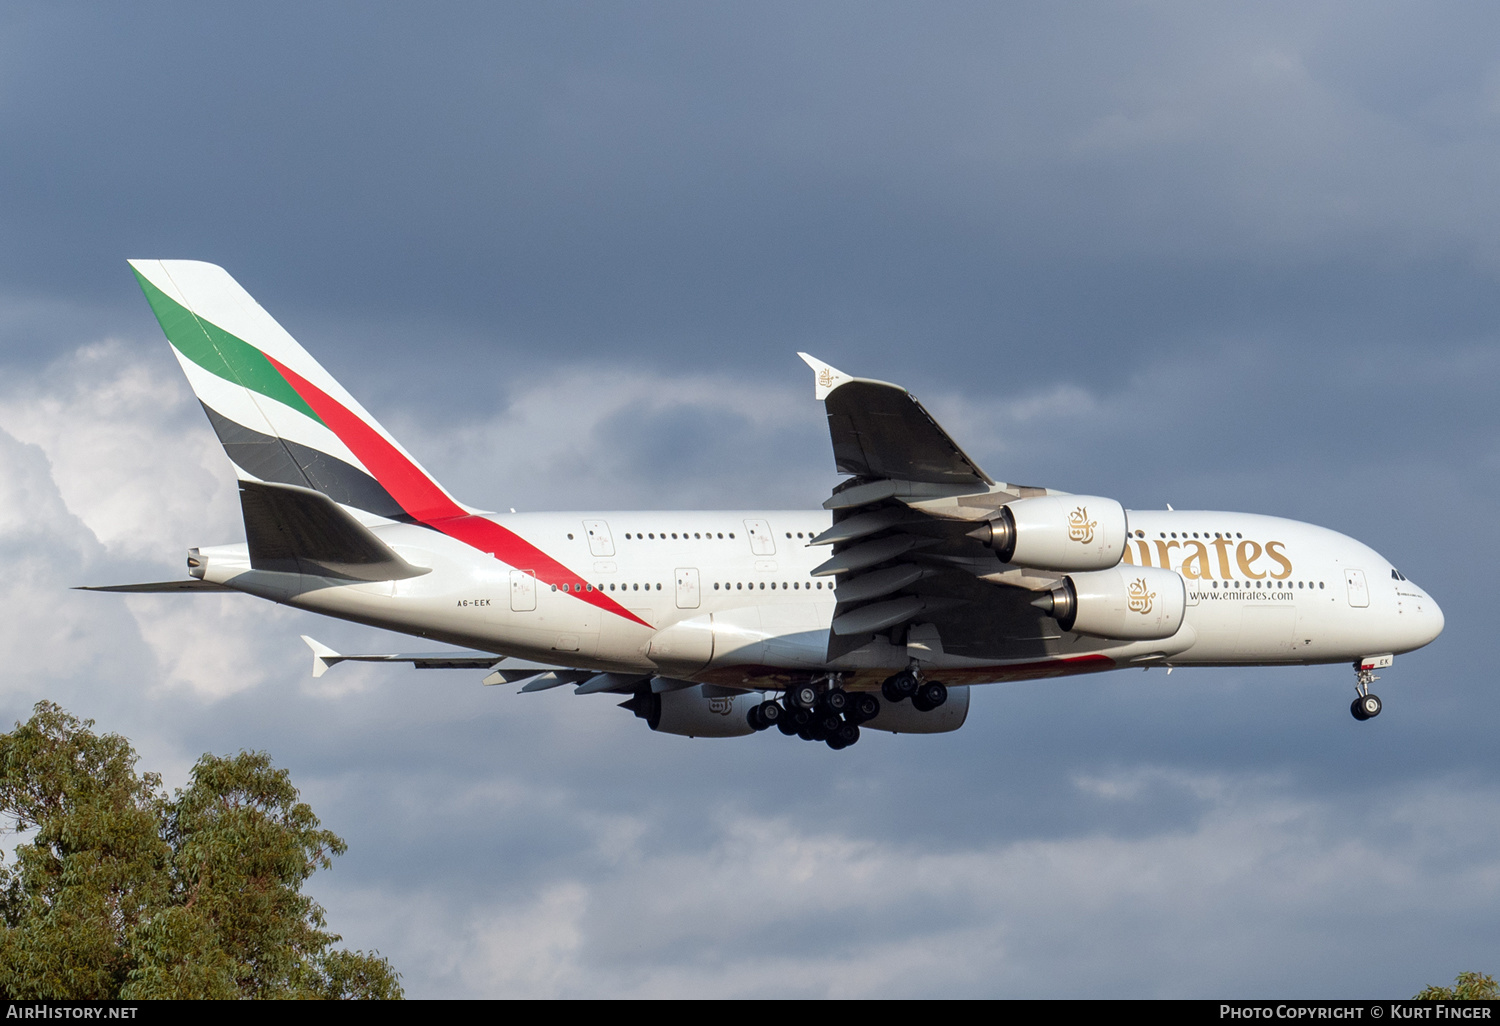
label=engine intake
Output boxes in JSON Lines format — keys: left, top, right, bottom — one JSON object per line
{"left": 1034, "top": 564, "right": 1185, "bottom": 640}
{"left": 974, "top": 495, "right": 1127, "bottom": 572}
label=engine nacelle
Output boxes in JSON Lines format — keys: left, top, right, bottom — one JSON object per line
{"left": 863, "top": 686, "right": 970, "bottom": 734}
{"left": 974, "top": 495, "right": 1127, "bottom": 572}
{"left": 620, "top": 684, "right": 758, "bottom": 738}
{"left": 1036, "top": 564, "right": 1185, "bottom": 640}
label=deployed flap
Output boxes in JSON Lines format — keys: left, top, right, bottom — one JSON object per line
{"left": 799, "top": 353, "right": 992, "bottom": 486}
{"left": 487, "top": 660, "right": 585, "bottom": 687}
{"left": 574, "top": 672, "right": 652, "bottom": 695}
{"left": 241, "top": 480, "right": 430, "bottom": 581}
{"left": 516, "top": 673, "right": 586, "bottom": 693}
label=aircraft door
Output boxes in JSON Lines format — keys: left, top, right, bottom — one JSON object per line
{"left": 675, "top": 567, "right": 701, "bottom": 609}
{"left": 744, "top": 519, "right": 776, "bottom": 555}
{"left": 582, "top": 520, "right": 615, "bottom": 557}
{"left": 1344, "top": 569, "right": 1369, "bottom": 608}
{"left": 510, "top": 570, "right": 537, "bottom": 612}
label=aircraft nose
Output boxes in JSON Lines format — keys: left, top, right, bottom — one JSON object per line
{"left": 1423, "top": 593, "right": 1445, "bottom": 646}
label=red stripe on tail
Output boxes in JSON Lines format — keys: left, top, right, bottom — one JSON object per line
{"left": 264, "top": 355, "right": 652, "bottom": 628}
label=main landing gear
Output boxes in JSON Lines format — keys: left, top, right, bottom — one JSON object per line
{"left": 746, "top": 668, "right": 954, "bottom": 750}
{"left": 881, "top": 668, "right": 949, "bottom": 712}
{"left": 1350, "top": 661, "right": 1384, "bottom": 721}
{"left": 745, "top": 676, "right": 882, "bottom": 750}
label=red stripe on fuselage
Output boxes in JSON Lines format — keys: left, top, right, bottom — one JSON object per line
{"left": 264, "top": 355, "right": 652, "bottom": 628}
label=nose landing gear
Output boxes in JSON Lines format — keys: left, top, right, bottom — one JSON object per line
{"left": 1350, "top": 693, "right": 1382, "bottom": 721}
{"left": 1350, "top": 656, "right": 1390, "bottom": 721}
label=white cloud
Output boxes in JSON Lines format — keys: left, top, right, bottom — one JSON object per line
{"left": 391, "top": 363, "right": 827, "bottom": 512}
{"left": 0, "top": 338, "right": 240, "bottom": 562}
{"left": 0, "top": 426, "right": 121, "bottom": 690}
{"left": 318, "top": 772, "right": 1500, "bottom": 998}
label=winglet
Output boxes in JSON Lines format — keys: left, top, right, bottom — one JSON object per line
{"left": 302, "top": 635, "right": 341, "bottom": 678}
{"left": 797, "top": 353, "right": 854, "bottom": 401}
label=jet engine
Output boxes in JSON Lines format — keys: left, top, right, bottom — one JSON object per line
{"left": 863, "top": 685, "right": 970, "bottom": 734}
{"left": 1034, "top": 564, "right": 1185, "bottom": 640}
{"left": 973, "top": 495, "right": 1127, "bottom": 572}
{"left": 620, "top": 684, "right": 758, "bottom": 738}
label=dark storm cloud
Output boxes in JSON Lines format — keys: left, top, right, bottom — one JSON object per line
{"left": 8, "top": 2, "right": 1500, "bottom": 398}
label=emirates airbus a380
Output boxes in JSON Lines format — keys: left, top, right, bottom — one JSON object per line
{"left": 87, "top": 260, "right": 1445, "bottom": 750}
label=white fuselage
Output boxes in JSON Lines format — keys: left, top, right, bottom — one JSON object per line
{"left": 196, "top": 508, "right": 1443, "bottom": 692}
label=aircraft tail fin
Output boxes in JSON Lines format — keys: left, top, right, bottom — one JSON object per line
{"left": 128, "top": 259, "right": 470, "bottom": 524}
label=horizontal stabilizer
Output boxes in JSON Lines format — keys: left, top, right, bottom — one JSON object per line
{"left": 242, "top": 480, "right": 430, "bottom": 581}
{"left": 75, "top": 579, "right": 232, "bottom": 593}
{"left": 301, "top": 634, "right": 502, "bottom": 678}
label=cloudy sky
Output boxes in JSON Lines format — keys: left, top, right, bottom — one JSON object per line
{"left": 1, "top": 1, "right": 1497, "bottom": 997}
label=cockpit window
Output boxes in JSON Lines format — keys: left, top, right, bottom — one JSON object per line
{"left": 1391, "top": 569, "right": 1407, "bottom": 582}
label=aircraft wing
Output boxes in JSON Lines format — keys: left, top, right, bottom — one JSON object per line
{"left": 799, "top": 355, "right": 1064, "bottom": 662}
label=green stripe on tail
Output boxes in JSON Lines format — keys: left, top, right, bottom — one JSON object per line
{"left": 132, "top": 268, "right": 324, "bottom": 425}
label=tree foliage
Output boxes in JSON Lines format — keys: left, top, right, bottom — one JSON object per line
{"left": 0, "top": 701, "right": 400, "bottom": 999}
{"left": 1415, "top": 973, "right": 1499, "bottom": 1000}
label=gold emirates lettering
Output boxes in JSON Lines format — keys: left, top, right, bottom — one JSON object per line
{"left": 1121, "top": 536, "right": 1292, "bottom": 581}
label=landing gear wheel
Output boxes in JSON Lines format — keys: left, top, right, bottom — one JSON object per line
{"left": 827, "top": 722, "right": 860, "bottom": 750}
{"left": 881, "top": 670, "right": 918, "bottom": 703}
{"left": 755, "top": 701, "right": 781, "bottom": 730}
{"left": 915, "top": 681, "right": 948, "bottom": 711}
{"left": 815, "top": 712, "right": 843, "bottom": 736}
{"left": 820, "top": 689, "right": 849, "bottom": 715}
{"left": 849, "top": 693, "right": 881, "bottom": 723}
{"left": 787, "top": 684, "right": 819, "bottom": 711}
{"left": 1351, "top": 694, "right": 1382, "bottom": 721}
